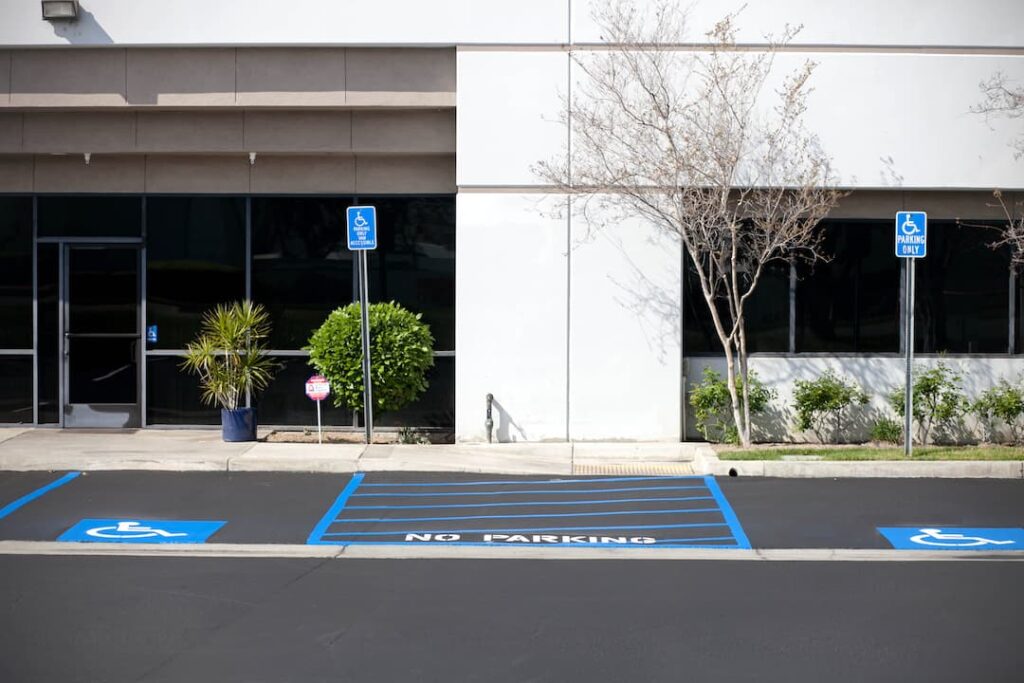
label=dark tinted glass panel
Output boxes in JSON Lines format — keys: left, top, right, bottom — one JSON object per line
{"left": 0, "top": 197, "right": 33, "bottom": 348}
{"left": 796, "top": 221, "right": 900, "bottom": 352}
{"left": 37, "top": 244, "right": 59, "bottom": 423}
{"left": 0, "top": 356, "right": 32, "bottom": 423}
{"left": 683, "top": 254, "right": 789, "bottom": 353}
{"left": 915, "top": 222, "right": 1009, "bottom": 353}
{"left": 252, "top": 198, "right": 354, "bottom": 349}
{"left": 146, "top": 197, "right": 246, "bottom": 349}
{"left": 374, "top": 356, "right": 454, "bottom": 432}
{"left": 68, "top": 337, "right": 137, "bottom": 404}
{"left": 38, "top": 196, "right": 141, "bottom": 237}
{"left": 68, "top": 247, "right": 138, "bottom": 333}
{"left": 365, "top": 197, "right": 456, "bottom": 350}
{"left": 146, "top": 356, "right": 219, "bottom": 425}
{"left": 255, "top": 356, "right": 354, "bottom": 426}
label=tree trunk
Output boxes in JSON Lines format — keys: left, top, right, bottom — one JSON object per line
{"left": 723, "top": 346, "right": 745, "bottom": 447}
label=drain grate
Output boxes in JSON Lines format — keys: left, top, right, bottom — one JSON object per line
{"left": 572, "top": 463, "right": 694, "bottom": 476}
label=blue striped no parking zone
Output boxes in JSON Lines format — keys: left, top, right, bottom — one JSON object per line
{"left": 307, "top": 474, "right": 750, "bottom": 549}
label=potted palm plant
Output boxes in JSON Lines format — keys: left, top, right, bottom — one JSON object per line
{"left": 181, "top": 300, "right": 278, "bottom": 442}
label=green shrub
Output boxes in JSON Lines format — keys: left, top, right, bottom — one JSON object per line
{"left": 689, "top": 367, "right": 775, "bottom": 444}
{"left": 792, "top": 370, "right": 869, "bottom": 443}
{"left": 870, "top": 416, "right": 903, "bottom": 444}
{"left": 888, "top": 362, "right": 968, "bottom": 445}
{"left": 181, "top": 300, "right": 279, "bottom": 410}
{"left": 306, "top": 301, "right": 434, "bottom": 413}
{"left": 972, "top": 381, "right": 1024, "bottom": 445}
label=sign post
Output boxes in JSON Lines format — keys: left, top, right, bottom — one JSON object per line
{"left": 346, "top": 205, "right": 377, "bottom": 445}
{"left": 305, "top": 374, "right": 330, "bottom": 444}
{"left": 895, "top": 211, "right": 927, "bottom": 457}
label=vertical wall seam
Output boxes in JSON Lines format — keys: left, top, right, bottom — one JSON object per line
{"left": 565, "top": 0, "right": 572, "bottom": 442}
{"left": 31, "top": 195, "right": 37, "bottom": 425}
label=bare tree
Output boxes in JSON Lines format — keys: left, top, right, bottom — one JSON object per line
{"left": 973, "top": 72, "right": 1024, "bottom": 159}
{"left": 536, "top": 0, "right": 843, "bottom": 446}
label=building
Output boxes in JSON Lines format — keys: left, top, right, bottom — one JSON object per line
{"left": 0, "top": 0, "right": 1021, "bottom": 442}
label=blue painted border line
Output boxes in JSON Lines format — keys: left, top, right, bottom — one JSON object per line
{"left": 333, "top": 507, "right": 721, "bottom": 524}
{"left": 321, "top": 521, "right": 728, "bottom": 537}
{"left": 352, "top": 485, "right": 708, "bottom": 498}
{"left": 703, "top": 476, "right": 751, "bottom": 549}
{"left": 359, "top": 476, "right": 703, "bottom": 488}
{"left": 347, "top": 495, "right": 715, "bottom": 511}
{"left": 0, "top": 471, "right": 81, "bottom": 521}
{"left": 306, "top": 472, "right": 365, "bottom": 544}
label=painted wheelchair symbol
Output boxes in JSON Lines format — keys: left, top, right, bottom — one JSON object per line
{"left": 909, "top": 528, "right": 1014, "bottom": 548}
{"left": 900, "top": 215, "right": 921, "bottom": 235}
{"left": 85, "top": 521, "right": 188, "bottom": 540}
{"left": 352, "top": 212, "right": 369, "bottom": 229}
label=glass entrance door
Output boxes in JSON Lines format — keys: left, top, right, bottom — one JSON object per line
{"left": 63, "top": 245, "right": 141, "bottom": 428}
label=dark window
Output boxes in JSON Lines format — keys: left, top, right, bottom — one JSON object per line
{"left": 146, "top": 197, "right": 246, "bottom": 349}
{"left": 365, "top": 197, "right": 456, "bottom": 350}
{"left": 683, "top": 253, "right": 789, "bottom": 354}
{"left": 37, "top": 244, "right": 59, "bottom": 424}
{"left": 0, "top": 197, "right": 33, "bottom": 348}
{"left": 146, "top": 356, "right": 219, "bottom": 425}
{"left": 915, "top": 221, "right": 1010, "bottom": 353}
{"left": 255, "top": 356, "right": 356, "bottom": 427}
{"left": 796, "top": 221, "right": 900, "bottom": 352}
{"left": 37, "top": 196, "right": 141, "bottom": 237}
{"left": 0, "top": 356, "right": 32, "bottom": 424}
{"left": 252, "top": 198, "right": 355, "bottom": 349}
{"left": 374, "top": 356, "right": 455, "bottom": 431}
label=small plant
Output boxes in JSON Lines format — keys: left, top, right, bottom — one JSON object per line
{"left": 870, "top": 416, "right": 903, "bottom": 445}
{"left": 792, "top": 370, "right": 869, "bottom": 443}
{"left": 972, "top": 381, "right": 1024, "bottom": 445}
{"left": 888, "top": 362, "right": 968, "bottom": 445}
{"left": 689, "top": 367, "right": 775, "bottom": 444}
{"left": 306, "top": 301, "right": 434, "bottom": 414}
{"left": 181, "top": 300, "right": 278, "bottom": 410}
{"left": 398, "top": 427, "right": 431, "bottom": 445}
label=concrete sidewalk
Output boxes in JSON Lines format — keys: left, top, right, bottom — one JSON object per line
{"left": 0, "top": 428, "right": 1020, "bottom": 478}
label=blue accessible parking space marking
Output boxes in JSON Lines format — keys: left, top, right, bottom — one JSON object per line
{"left": 59, "top": 519, "right": 226, "bottom": 544}
{"left": 308, "top": 474, "right": 751, "bottom": 549}
{"left": 878, "top": 527, "right": 1024, "bottom": 551}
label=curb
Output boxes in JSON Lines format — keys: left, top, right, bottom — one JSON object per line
{"left": 692, "top": 451, "right": 1024, "bottom": 479}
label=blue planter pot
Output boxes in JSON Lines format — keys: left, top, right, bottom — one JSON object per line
{"left": 221, "top": 407, "right": 257, "bottom": 442}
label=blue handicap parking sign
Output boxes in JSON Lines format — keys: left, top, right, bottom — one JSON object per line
{"left": 878, "top": 527, "right": 1024, "bottom": 551}
{"left": 895, "top": 211, "right": 927, "bottom": 258}
{"left": 58, "top": 519, "right": 225, "bottom": 544}
{"left": 347, "top": 206, "right": 377, "bottom": 250}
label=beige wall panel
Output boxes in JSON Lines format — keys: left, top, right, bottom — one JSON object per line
{"left": 0, "top": 52, "right": 10, "bottom": 106}
{"left": 243, "top": 111, "right": 351, "bottom": 152}
{"left": 0, "top": 156, "right": 33, "bottom": 192}
{"left": 34, "top": 155, "right": 145, "bottom": 193}
{"left": 145, "top": 156, "right": 250, "bottom": 193}
{"left": 904, "top": 190, "right": 1008, "bottom": 220}
{"left": 0, "top": 113, "right": 23, "bottom": 152}
{"left": 236, "top": 48, "right": 346, "bottom": 106}
{"left": 346, "top": 49, "right": 455, "bottom": 107}
{"left": 127, "top": 48, "right": 235, "bottom": 106}
{"left": 250, "top": 155, "right": 356, "bottom": 194}
{"left": 355, "top": 155, "right": 455, "bottom": 194}
{"left": 23, "top": 112, "right": 135, "bottom": 153}
{"left": 137, "top": 111, "right": 244, "bottom": 152}
{"left": 11, "top": 50, "right": 126, "bottom": 107}
{"left": 352, "top": 110, "right": 455, "bottom": 153}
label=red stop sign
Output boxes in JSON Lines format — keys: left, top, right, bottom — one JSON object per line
{"left": 305, "top": 375, "right": 330, "bottom": 401}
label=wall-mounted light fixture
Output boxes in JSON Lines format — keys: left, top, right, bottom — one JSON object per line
{"left": 249, "top": 152, "right": 257, "bottom": 166}
{"left": 83, "top": 152, "right": 91, "bottom": 165}
{"left": 41, "top": 0, "right": 79, "bottom": 21}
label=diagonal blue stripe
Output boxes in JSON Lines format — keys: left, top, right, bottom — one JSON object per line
{"left": 332, "top": 507, "right": 721, "bottom": 524}
{"left": 703, "top": 476, "right": 750, "bottom": 549}
{"left": 351, "top": 485, "right": 708, "bottom": 498}
{"left": 0, "top": 472, "right": 81, "bottom": 521}
{"left": 346, "top": 495, "right": 716, "bottom": 511}
{"left": 306, "top": 473, "right": 365, "bottom": 544}
{"left": 359, "top": 476, "right": 702, "bottom": 488}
